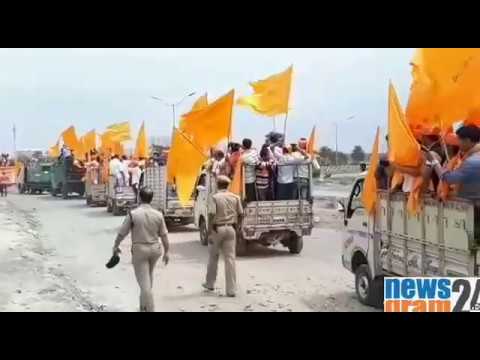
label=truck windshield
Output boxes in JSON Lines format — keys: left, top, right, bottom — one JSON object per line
{"left": 41, "top": 166, "right": 51, "bottom": 172}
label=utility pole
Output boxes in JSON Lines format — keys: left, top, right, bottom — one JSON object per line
{"left": 12, "top": 123, "right": 17, "bottom": 156}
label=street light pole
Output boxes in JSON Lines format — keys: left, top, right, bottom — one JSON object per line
{"left": 151, "top": 91, "right": 196, "bottom": 137}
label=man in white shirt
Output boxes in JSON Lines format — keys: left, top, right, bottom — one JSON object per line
{"left": 109, "top": 155, "right": 122, "bottom": 184}
{"left": 118, "top": 155, "right": 130, "bottom": 187}
{"left": 240, "top": 139, "right": 259, "bottom": 202}
{"left": 273, "top": 146, "right": 309, "bottom": 200}
{"left": 291, "top": 143, "right": 311, "bottom": 200}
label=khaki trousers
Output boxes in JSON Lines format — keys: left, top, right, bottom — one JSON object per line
{"left": 132, "top": 243, "right": 162, "bottom": 312}
{"left": 205, "top": 225, "right": 237, "bottom": 295}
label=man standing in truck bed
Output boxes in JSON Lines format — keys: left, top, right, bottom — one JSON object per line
{"left": 202, "top": 176, "right": 244, "bottom": 297}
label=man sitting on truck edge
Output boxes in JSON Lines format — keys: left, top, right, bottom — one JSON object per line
{"left": 240, "top": 138, "right": 259, "bottom": 202}
{"left": 428, "top": 125, "right": 480, "bottom": 200}
{"left": 203, "top": 175, "right": 244, "bottom": 297}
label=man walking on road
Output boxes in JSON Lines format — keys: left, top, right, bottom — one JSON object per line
{"left": 203, "top": 176, "right": 244, "bottom": 297}
{"left": 112, "top": 188, "right": 170, "bottom": 312}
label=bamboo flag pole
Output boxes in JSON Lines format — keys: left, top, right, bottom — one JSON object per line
{"left": 174, "top": 128, "right": 208, "bottom": 160}
{"left": 283, "top": 112, "right": 289, "bottom": 145}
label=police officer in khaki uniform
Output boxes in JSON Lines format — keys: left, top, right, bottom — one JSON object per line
{"left": 202, "top": 176, "right": 244, "bottom": 297}
{"left": 113, "top": 187, "right": 170, "bottom": 312}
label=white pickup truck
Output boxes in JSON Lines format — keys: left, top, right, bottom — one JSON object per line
{"left": 340, "top": 174, "right": 480, "bottom": 308}
{"left": 194, "top": 164, "right": 314, "bottom": 256}
{"left": 143, "top": 166, "right": 195, "bottom": 227}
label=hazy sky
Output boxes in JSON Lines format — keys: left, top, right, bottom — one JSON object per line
{"left": 0, "top": 48, "right": 415, "bottom": 154}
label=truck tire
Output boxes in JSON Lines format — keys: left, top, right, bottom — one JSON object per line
{"left": 62, "top": 184, "right": 68, "bottom": 199}
{"left": 199, "top": 218, "right": 209, "bottom": 246}
{"left": 288, "top": 234, "right": 304, "bottom": 254}
{"left": 112, "top": 201, "right": 122, "bottom": 216}
{"left": 236, "top": 233, "right": 248, "bottom": 257}
{"left": 107, "top": 199, "right": 113, "bottom": 213}
{"left": 19, "top": 184, "right": 25, "bottom": 194}
{"left": 78, "top": 190, "right": 85, "bottom": 198}
{"left": 355, "top": 264, "right": 383, "bottom": 309}
{"left": 86, "top": 196, "right": 92, "bottom": 206}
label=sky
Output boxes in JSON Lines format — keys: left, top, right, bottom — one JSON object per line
{"left": 0, "top": 48, "right": 415, "bottom": 155}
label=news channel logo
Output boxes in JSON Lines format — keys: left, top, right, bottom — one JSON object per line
{"left": 384, "top": 277, "right": 480, "bottom": 312}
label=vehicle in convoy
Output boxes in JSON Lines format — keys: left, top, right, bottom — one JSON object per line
{"left": 143, "top": 166, "right": 195, "bottom": 227}
{"left": 340, "top": 174, "right": 480, "bottom": 309}
{"left": 50, "top": 158, "right": 86, "bottom": 199}
{"left": 85, "top": 167, "right": 106, "bottom": 207}
{"left": 106, "top": 175, "right": 137, "bottom": 216}
{"left": 194, "top": 163, "right": 314, "bottom": 256}
{"left": 17, "top": 161, "right": 53, "bottom": 194}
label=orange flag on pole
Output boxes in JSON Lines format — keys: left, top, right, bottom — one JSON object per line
{"left": 61, "top": 126, "right": 83, "bottom": 157}
{"left": 362, "top": 128, "right": 380, "bottom": 215}
{"left": 307, "top": 126, "right": 317, "bottom": 156}
{"left": 388, "top": 82, "right": 422, "bottom": 168}
{"left": 237, "top": 66, "right": 293, "bottom": 117}
{"left": 181, "top": 90, "right": 234, "bottom": 154}
{"left": 134, "top": 122, "right": 149, "bottom": 159}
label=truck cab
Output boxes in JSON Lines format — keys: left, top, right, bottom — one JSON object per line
{"left": 18, "top": 161, "right": 53, "bottom": 194}
{"left": 341, "top": 174, "right": 480, "bottom": 309}
{"left": 194, "top": 163, "right": 314, "bottom": 256}
{"left": 85, "top": 166, "right": 107, "bottom": 207}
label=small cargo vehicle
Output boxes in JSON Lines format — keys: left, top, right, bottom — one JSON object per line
{"left": 194, "top": 163, "right": 314, "bottom": 256}
{"left": 18, "top": 161, "right": 53, "bottom": 194}
{"left": 51, "top": 158, "right": 86, "bottom": 199}
{"left": 340, "top": 174, "right": 480, "bottom": 309}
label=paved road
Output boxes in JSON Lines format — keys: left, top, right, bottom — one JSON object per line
{"left": 0, "top": 193, "right": 376, "bottom": 312}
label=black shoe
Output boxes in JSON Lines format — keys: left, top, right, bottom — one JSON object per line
{"left": 202, "top": 283, "right": 214, "bottom": 291}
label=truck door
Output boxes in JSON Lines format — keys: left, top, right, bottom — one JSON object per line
{"left": 344, "top": 179, "right": 369, "bottom": 254}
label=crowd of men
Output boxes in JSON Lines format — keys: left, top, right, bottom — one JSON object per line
{"left": 202, "top": 132, "right": 319, "bottom": 203}
{"left": 376, "top": 124, "right": 480, "bottom": 202}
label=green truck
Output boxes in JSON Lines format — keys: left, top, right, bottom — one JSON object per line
{"left": 50, "top": 158, "right": 86, "bottom": 199}
{"left": 18, "top": 161, "right": 53, "bottom": 194}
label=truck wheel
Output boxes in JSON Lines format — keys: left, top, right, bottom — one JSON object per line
{"left": 62, "top": 184, "right": 68, "bottom": 199}
{"left": 107, "top": 199, "right": 113, "bottom": 213}
{"left": 199, "top": 218, "right": 209, "bottom": 246}
{"left": 86, "top": 196, "right": 92, "bottom": 206}
{"left": 355, "top": 264, "right": 383, "bottom": 309}
{"left": 288, "top": 234, "right": 304, "bottom": 254}
{"left": 112, "top": 201, "right": 122, "bottom": 216}
{"left": 236, "top": 233, "right": 248, "bottom": 257}
{"left": 19, "top": 184, "right": 25, "bottom": 194}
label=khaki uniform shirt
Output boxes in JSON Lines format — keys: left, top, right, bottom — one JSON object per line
{"left": 209, "top": 190, "right": 244, "bottom": 225}
{"left": 116, "top": 204, "right": 168, "bottom": 246}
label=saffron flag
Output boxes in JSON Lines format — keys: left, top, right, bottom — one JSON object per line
{"left": 388, "top": 82, "right": 422, "bottom": 168}
{"left": 168, "top": 129, "right": 206, "bottom": 206}
{"left": 362, "top": 128, "right": 380, "bottom": 215}
{"left": 190, "top": 93, "right": 208, "bottom": 113}
{"left": 307, "top": 126, "right": 317, "bottom": 156}
{"left": 82, "top": 130, "right": 97, "bottom": 154}
{"left": 134, "top": 122, "right": 149, "bottom": 159}
{"left": 181, "top": 90, "right": 234, "bottom": 154}
{"left": 407, "top": 48, "right": 480, "bottom": 131}
{"left": 49, "top": 141, "right": 60, "bottom": 158}
{"left": 61, "top": 126, "right": 83, "bottom": 157}
{"left": 237, "top": 66, "right": 293, "bottom": 117}
{"left": 168, "top": 94, "right": 210, "bottom": 184}
{"left": 229, "top": 158, "right": 244, "bottom": 199}
{"left": 105, "top": 122, "right": 131, "bottom": 142}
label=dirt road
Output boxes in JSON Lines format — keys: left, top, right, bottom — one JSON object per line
{"left": 0, "top": 193, "right": 376, "bottom": 312}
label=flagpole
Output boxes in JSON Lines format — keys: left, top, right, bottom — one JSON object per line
{"left": 283, "top": 112, "right": 289, "bottom": 145}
